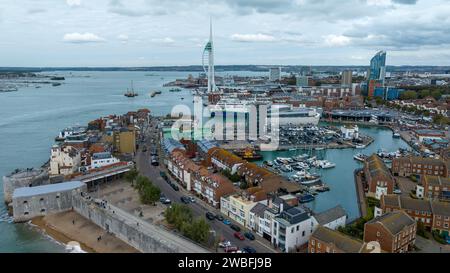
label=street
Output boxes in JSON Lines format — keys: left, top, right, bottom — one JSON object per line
{"left": 136, "top": 117, "right": 277, "bottom": 253}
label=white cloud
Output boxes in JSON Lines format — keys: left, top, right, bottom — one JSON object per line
{"left": 66, "top": 0, "right": 81, "bottom": 7}
{"left": 231, "top": 33, "right": 276, "bottom": 42}
{"left": 323, "top": 34, "right": 351, "bottom": 47}
{"left": 151, "top": 37, "right": 175, "bottom": 44}
{"left": 117, "top": 34, "right": 128, "bottom": 43}
{"left": 63, "top": 32, "right": 105, "bottom": 43}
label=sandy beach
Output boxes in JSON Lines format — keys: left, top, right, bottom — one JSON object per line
{"left": 31, "top": 210, "right": 139, "bottom": 253}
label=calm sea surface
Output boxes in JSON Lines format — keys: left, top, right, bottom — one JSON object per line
{"left": 0, "top": 71, "right": 408, "bottom": 252}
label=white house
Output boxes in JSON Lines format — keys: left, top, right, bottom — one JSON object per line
{"left": 312, "top": 205, "right": 347, "bottom": 231}
{"left": 90, "top": 152, "right": 120, "bottom": 169}
{"left": 50, "top": 145, "right": 81, "bottom": 176}
{"left": 272, "top": 207, "right": 318, "bottom": 253}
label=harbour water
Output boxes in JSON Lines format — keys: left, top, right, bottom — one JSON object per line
{"left": 255, "top": 123, "right": 410, "bottom": 221}
{"left": 0, "top": 71, "right": 409, "bottom": 252}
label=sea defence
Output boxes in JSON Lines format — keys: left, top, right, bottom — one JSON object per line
{"left": 3, "top": 168, "right": 49, "bottom": 204}
{"left": 71, "top": 193, "right": 209, "bottom": 253}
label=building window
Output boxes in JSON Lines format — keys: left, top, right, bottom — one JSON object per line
{"left": 311, "top": 240, "right": 315, "bottom": 246}
{"left": 297, "top": 226, "right": 299, "bottom": 231}
{"left": 40, "top": 208, "right": 46, "bottom": 213}
{"left": 24, "top": 212, "right": 29, "bottom": 215}
{"left": 23, "top": 201, "right": 28, "bottom": 204}
{"left": 317, "top": 243, "right": 321, "bottom": 248}
{"left": 377, "top": 231, "right": 381, "bottom": 237}
{"left": 310, "top": 248, "right": 315, "bottom": 253}
{"left": 302, "top": 231, "right": 305, "bottom": 237}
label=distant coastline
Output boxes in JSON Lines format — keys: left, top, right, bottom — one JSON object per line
{"left": 1, "top": 65, "right": 450, "bottom": 73}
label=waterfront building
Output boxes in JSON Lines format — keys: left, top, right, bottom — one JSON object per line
{"left": 363, "top": 154, "right": 394, "bottom": 199}
{"left": 12, "top": 181, "right": 86, "bottom": 222}
{"left": 207, "top": 147, "right": 245, "bottom": 174}
{"left": 220, "top": 194, "right": 257, "bottom": 227}
{"left": 392, "top": 156, "right": 448, "bottom": 178}
{"left": 417, "top": 175, "right": 450, "bottom": 202}
{"left": 168, "top": 148, "right": 199, "bottom": 191}
{"left": 89, "top": 152, "right": 120, "bottom": 170}
{"left": 341, "top": 70, "right": 353, "bottom": 87}
{"left": 267, "top": 105, "right": 321, "bottom": 126}
{"left": 2, "top": 168, "right": 49, "bottom": 205}
{"left": 312, "top": 205, "right": 347, "bottom": 231}
{"left": 340, "top": 124, "right": 359, "bottom": 140}
{"left": 50, "top": 144, "right": 81, "bottom": 177}
{"left": 269, "top": 67, "right": 281, "bottom": 82}
{"left": 368, "top": 51, "right": 387, "bottom": 85}
{"left": 363, "top": 211, "right": 416, "bottom": 253}
{"left": 272, "top": 206, "right": 317, "bottom": 253}
{"left": 414, "top": 129, "right": 446, "bottom": 143}
{"left": 308, "top": 226, "right": 371, "bottom": 253}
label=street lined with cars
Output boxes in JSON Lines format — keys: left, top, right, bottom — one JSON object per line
{"left": 136, "top": 117, "right": 277, "bottom": 253}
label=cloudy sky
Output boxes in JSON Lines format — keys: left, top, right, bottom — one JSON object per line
{"left": 1, "top": 0, "right": 450, "bottom": 66}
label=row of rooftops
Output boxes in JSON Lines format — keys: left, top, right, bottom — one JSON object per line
{"left": 382, "top": 194, "right": 450, "bottom": 216}
{"left": 365, "top": 154, "right": 393, "bottom": 178}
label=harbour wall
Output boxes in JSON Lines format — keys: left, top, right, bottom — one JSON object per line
{"left": 3, "top": 168, "right": 50, "bottom": 205}
{"left": 71, "top": 194, "right": 208, "bottom": 253}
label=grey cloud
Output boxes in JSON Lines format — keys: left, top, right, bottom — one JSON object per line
{"left": 392, "top": 0, "right": 418, "bottom": 4}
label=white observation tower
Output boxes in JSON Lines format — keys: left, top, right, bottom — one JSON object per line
{"left": 202, "top": 18, "right": 216, "bottom": 93}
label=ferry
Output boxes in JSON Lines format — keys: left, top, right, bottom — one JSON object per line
{"left": 355, "top": 144, "right": 366, "bottom": 149}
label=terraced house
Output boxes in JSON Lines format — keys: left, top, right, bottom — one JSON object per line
{"left": 363, "top": 154, "right": 394, "bottom": 199}
{"left": 309, "top": 226, "right": 370, "bottom": 253}
{"left": 417, "top": 175, "right": 450, "bottom": 202}
{"left": 191, "top": 171, "right": 235, "bottom": 208}
{"left": 363, "top": 211, "right": 416, "bottom": 253}
{"left": 392, "top": 156, "right": 448, "bottom": 178}
{"left": 377, "top": 194, "right": 450, "bottom": 235}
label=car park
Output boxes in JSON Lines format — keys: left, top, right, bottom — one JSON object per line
{"left": 234, "top": 232, "right": 245, "bottom": 241}
{"left": 230, "top": 224, "right": 241, "bottom": 232}
{"left": 244, "top": 232, "right": 255, "bottom": 240}
{"left": 205, "top": 212, "right": 216, "bottom": 220}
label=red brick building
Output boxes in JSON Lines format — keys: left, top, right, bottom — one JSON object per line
{"left": 363, "top": 211, "right": 416, "bottom": 253}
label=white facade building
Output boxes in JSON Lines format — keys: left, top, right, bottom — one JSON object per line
{"left": 90, "top": 152, "right": 120, "bottom": 169}
{"left": 269, "top": 67, "right": 281, "bottom": 82}
{"left": 341, "top": 125, "right": 359, "bottom": 140}
{"left": 272, "top": 207, "right": 318, "bottom": 253}
{"left": 50, "top": 145, "right": 81, "bottom": 176}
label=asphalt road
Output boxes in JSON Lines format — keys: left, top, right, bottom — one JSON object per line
{"left": 136, "top": 117, "right": 277, "bottom": 253}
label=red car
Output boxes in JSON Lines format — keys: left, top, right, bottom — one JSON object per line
{"left": 234, "top": 232, "right": 245, "bottom": 241}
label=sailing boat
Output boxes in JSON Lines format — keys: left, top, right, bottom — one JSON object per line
{"left": 124, "top": 80, "right": 138, "bottom": 97}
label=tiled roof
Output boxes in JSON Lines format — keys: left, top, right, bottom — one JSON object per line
{"left": 314, "top": 205, "right": 347, "bottom": 226}
{"left": 312, "top": 226, "right": 364, "bottom": 253}
{"left": 431, "top": 201, "right": 450, "bottom": 216}
{"left": 250, "top": 203, "right": 268, "bottom": 217}
{"left": 366, "top": 211, "right": 415, "bottom": 235}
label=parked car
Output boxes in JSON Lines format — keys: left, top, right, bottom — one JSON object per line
{"left": 223, "top": 219, "right": 231, "bottom": 225}
{"left": 215, "top": 214, "right": 224, "bottom": 221}
{"left": 393, "top": 189, "right": 402, "bottom": 194}
{"left": 180, "top": 196, "right": 190, "bottom": 204}
{"left": 230, "top": 224, "right": 241, "bottom": 232}
{"left": 161, "top": 198, "right": 171, "bottom": 205}
{"left": 170, "top": 183, "right": 179, "bottom": 191}
{"left": 244, "top": 232, "right": 255, "bottom": 240}
{"left": 205, "top": 212, "right": 216, "bottom": 220}
{"left": 242, "top": 246, "right": 257, "bottom": 253}
{"left": 224, "top": 246, "right": 238, "bottom": 253}
{"left": 218, "top": 241, "right": 231, "bottom": 248}
{"left": 188, "top": 197, "right": 196, "bottom": 203}
{"left": 234, "top": 232, "right": 245, "bottom": 241}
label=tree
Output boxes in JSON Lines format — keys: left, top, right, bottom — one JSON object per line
{"left": 124, "top": 168, "right": 139, "bottom": 186}
{"left": 184, "top": 218, "right": 211, "bottom": 244}
{"left": 139, "top": 183, "right": 160, "bottom": 205}
{"left": 400, "top": 91, "right": 418, "bottom": 100}
{"left": 165, "top": 203, "right": 193, "bottom": 230}
{"left": 431, "top": 90, "right": 442, "bottom": 100}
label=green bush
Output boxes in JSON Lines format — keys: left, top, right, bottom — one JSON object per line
{"left": 165, "top": 204, "right": 210, "bottom": 244}
{"left": 432, "top": 230, "right": 447, "bottom": 245}
{"left": 135, "top": 175, "right": 160, "bottom": 205}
